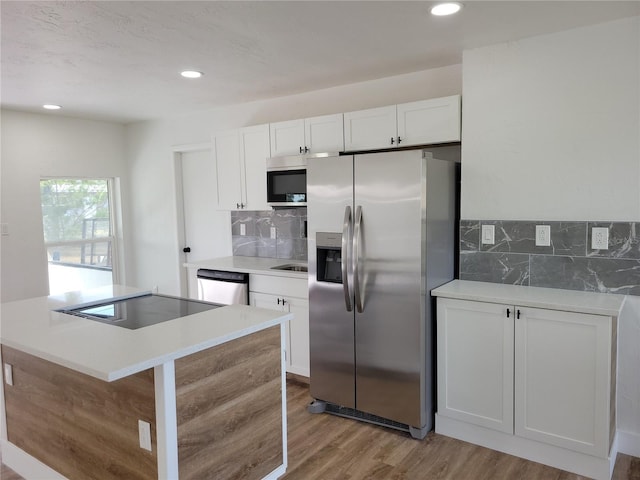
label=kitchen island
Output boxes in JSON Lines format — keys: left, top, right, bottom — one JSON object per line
{"left": 0, "top": 285, "right": 292, "bottom": 480}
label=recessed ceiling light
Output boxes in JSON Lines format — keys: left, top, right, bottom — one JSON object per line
{"left": 181, "top": 70, "right": 203, "bottom": 79}
{"left": 431, "top": 2, "right": 462, "bottom": 16}
{"left": 42, "top": 104, "right": 62, "bottom": 110}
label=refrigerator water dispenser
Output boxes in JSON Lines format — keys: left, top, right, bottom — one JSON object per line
{"left": 316, "top": 232, "right": 343, "bottom": 283}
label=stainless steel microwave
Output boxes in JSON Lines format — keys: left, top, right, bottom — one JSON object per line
{"left": 266, "top": 155, "right": 307, "bottom": 207}
{"left": 266, "top": 152, "right": 338, "bottom": 207}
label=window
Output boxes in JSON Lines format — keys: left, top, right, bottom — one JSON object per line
{"left": 40, "top": 178, "right": 118, "bottom": 294}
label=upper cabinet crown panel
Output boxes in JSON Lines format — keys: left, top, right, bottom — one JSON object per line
{"left": 344, "top": 95, "right": 461, "bottom": 151}
{"left": 343, "top": 105, "right": 397, "bottom": 151}
{"left": 270, "top": 113, "right": 344, "bottom": 157}
{"left": 397, "top": 95, "right": 461, "bottom": 146}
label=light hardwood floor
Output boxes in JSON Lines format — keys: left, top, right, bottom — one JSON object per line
{"left": 281, "top": 380, "right": 640, "bottom": 480}
{"left": 2, "top": 380, "right": 639, "bottom": 479}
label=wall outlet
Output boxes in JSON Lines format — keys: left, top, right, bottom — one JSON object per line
{"left": 481, "top": 224, "right": 495, "bottom": 245}
{"left": 591, "top": 227, "right": 609, "bottom": 250}
{"left": 535, "top": 225, "right": 551, "bottom": 247}
{"left": 270, "top": 226, "right": 277, "bottom": 240}
{"left": 240, "top": 223, "right": 246, "bottom": 236}
{"left": 4, "top": 363, "right": 13, "bottom": 386}
{"left": 1, "top": 223, "right": 8, "bottom": 236}
{"left": 138, "top": 420, "right": 152, "bottom": 451}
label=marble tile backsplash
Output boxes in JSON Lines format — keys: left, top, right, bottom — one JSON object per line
{"left": 460, "top": 220, "right": 640, "bottom": 296}
{"left": 231, "top": 209, "right": 307, "bottom": 261}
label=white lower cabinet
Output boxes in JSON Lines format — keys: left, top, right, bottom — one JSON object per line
{"left": 250, "top": 275, "right": 309, "bottom": 377}
{"left": 514, "top": 306, "right": 612, "bottom": 456}
{"left": 437, "top": 299, "right": 514, "bottom": 433}
{"left": 436, "top": 294, "right": 617, "bottom": 479}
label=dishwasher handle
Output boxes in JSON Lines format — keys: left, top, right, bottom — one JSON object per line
{"left": 197, "top": 269, "right": 249, "bottom": 283}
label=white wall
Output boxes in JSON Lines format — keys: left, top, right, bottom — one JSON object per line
{"left": 461, "top": 17, "right": 640, "bottom": 221}
{"left": 125, "top": 65, "right": 462, "bottom": 295}
{"left": 0, "top": 110, "right": 127, "bottom": 302}
{"left": 461, "top": 17, "right": 640, "bottom": 447}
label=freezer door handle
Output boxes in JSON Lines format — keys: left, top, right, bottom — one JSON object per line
{"left": 353, "top": 205, "right": 364, "bottom": 313}
{"left": 342, "top": 206, "right": 353, "bottom": 312}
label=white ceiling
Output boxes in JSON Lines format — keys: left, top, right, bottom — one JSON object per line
{"left": 2, "top": 1, "right": 639, "bottom": 124}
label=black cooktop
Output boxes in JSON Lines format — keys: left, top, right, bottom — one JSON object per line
{"left": 60, "top": 294, "right": 221, "bottom": 330}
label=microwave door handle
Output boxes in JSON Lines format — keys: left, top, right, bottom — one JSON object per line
{"left": 342, "top": 206, "right": 353, "bottom": 312}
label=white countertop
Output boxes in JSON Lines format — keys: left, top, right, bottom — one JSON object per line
{"left": 0, "top": 285, "right": 292, "bottom": 382}
{"left": 184, "top": 256, "right": 307, "bottom": 279}
{"left": 432, "top": 280, "right": 626, "bottom": 317}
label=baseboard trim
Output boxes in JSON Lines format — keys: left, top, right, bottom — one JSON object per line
{"left": 436, "top": 414, "right": 617, "bottom": 480}
{"left": 263, "top": 463, "right": 286, "bottom": 480}
{"left": 1, "top": 440, "right": 67, "bottom": 479}
{"left": 617, "top": 429, "right": 640, "bottom": 458}
{"left": 286, "top": 372, "right": 310, "bottom": 385}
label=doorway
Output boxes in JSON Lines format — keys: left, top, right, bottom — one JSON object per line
{"left": 174, "top": 145, "right": 232, "bottom": 297}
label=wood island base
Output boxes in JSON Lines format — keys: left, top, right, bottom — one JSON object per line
{"left": 1, "top": 325, "right": 287, "bottom": 480}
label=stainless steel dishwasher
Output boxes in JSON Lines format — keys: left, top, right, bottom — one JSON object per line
{"left": 196, "top": 269, "right": 249, "bottom": 305}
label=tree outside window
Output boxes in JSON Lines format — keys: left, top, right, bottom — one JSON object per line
{"left": 40, "top": 178, "right": 117, "bottom": 294}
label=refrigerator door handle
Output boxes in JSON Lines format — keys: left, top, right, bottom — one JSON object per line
{"left": 353, "top": 205, "right": 364, "bottom": 313}
{"left": 342, "top": 206, "right": 353, "bottom": 312}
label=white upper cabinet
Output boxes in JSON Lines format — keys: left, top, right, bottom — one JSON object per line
{"left": 304, "top": 113, "right": 344, "bottom": 153}
{"left": 270, "top": 119, "right": 305, "bottom": 157}
{"left": 344, "top": 95, "right": 461, "bottom": 151}
{"left": 343, "top": 105, "right": 397, "bottom": 151}
{"left": 214, "top": 124, "right": 270, "bottom": 210}
{"left": 270, "top": 113, "right": 344, "bottom": 157}
{"left": 397, "top": 95, "right": 461, "bottom": 145}
{"left": 239, "top": 124, "right": 270, "bottom": 211}
{"left": 213, "top": 129, "right": 242, "bottom": 210}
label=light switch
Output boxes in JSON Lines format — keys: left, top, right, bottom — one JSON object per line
{"left": 1, "top": 223, "right": 8, "bottom": 236}
{"left": 270, "top": 226, "right": 277, "bottom": 239}
{"left": 240, "top": 224, "right": 246, "bottom": 236}
{"left": 481, "top": 224, "right": 495, "bottom": 245}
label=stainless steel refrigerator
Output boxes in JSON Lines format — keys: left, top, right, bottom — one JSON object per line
{"left": 307, "top": 148, "right": 458, "bottom": 439}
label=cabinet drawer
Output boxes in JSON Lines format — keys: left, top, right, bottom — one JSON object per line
{"left": 250, "top": 274, "right": 308, "bottom": 299}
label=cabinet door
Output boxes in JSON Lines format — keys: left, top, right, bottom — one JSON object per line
{"left": 250, "top": 292, "right": 290, "bottom": 369}
{"left": 515, "top": 307, "right": 612, "bottom": 457}
{"left": 343, "top": 105, "right": 397, "bottom": 151}
{"left": 437, "top": 298, "right": 514, "bottom": 433}
{"left": 270, "top": 119, "right": 305, "bottom": 157}
{"left": 397, "top": 95, "right": 461, "bottom": 146}
{"left": 250, "top": 291, "right": 284, "bottom": 312}
{"left": 239, "top": 124, "right": 270, "bottom": 211}
{"left": 285, "top": 296, "right": 309, "bottom": 377}
{"left": 213, "top": 129, "right": 243, "bottom": 210}
{"left": 305, "top": 113, "right": 344, "bottom": 153}
{"left": 250, "top": 290, "right": 309, "bottom": 378}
